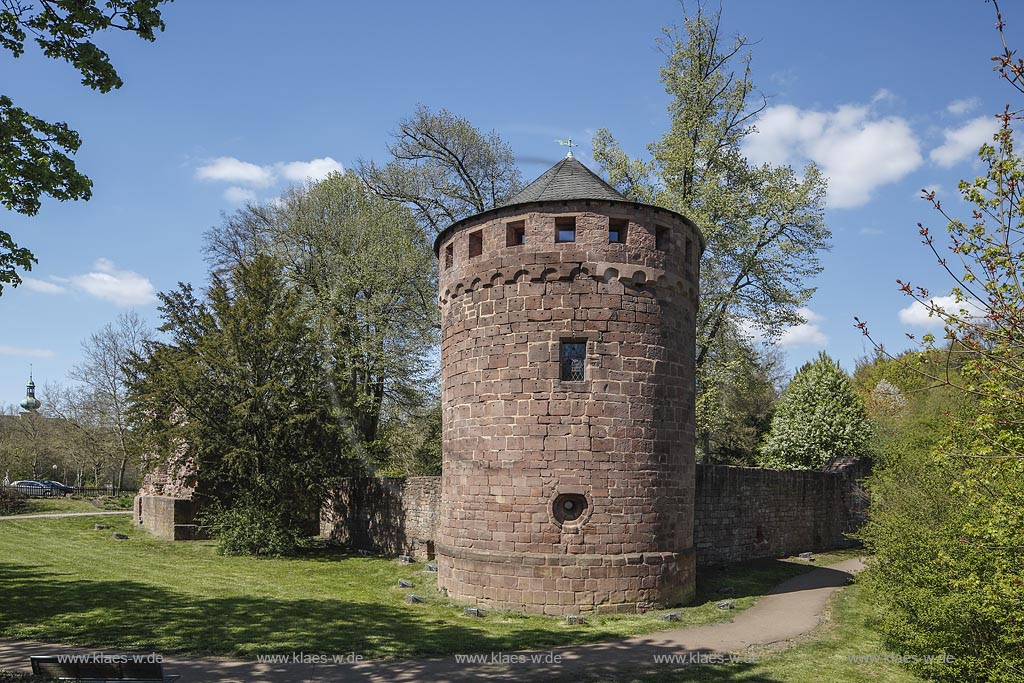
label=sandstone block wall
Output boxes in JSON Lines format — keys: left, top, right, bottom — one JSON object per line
{"left": 434, "top": 199, "right": 702, "bottom": 615}
{"left": 134, "top": 494, "right": 201, "bottom": 541}
{"left": 320, "top": 477, "right": 440, "bottom": 560}
{"left": 693, "top": 460, "right": 869, "bottom": 566}
{"left": 320, "top": 458, "right": 868, "bottom": 575}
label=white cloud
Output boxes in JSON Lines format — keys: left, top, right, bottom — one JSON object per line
{"left": 20, "top": 278, "right": 66, "bottom": 294}
{"left": 195, "top": 156, "right": 343, "bottom": 195}
{"left": 68, "top": 258, "right": 157, "bottom": 306}
{"left": 195, "top": 157, "right": 275, "bottom": 187}
{"left": 929, "top": 115, "right": 999, "bottom": 168}
{"left": 0, "top": 345, "right": 55, "bottom": 359}
{"left": 779, "top": 307, "right": 829, "bottom": 348}
{"left": 871, "top": 88, "right": 895, "bottom": 104}
{"left": 898, "top": 295, "right": 984, "bottom": 328}
{"left": 860, "top": 227, "right": 884, "bottom": 236}
{"left": 275, "top": 157, "right": 343, "bottom": 182}
{"left": 739, "top": 307, "right": 828, "bottom": 348}
{"left": 224, "top": 186, "right": 257, "bottom": 204}
{"left": 947, "top": 97, "right": 979, "bottom": 116}
{"left": 745, "top": 102, "right": 922, "bottom": 209}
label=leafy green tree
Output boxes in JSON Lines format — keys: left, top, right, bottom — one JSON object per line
{"left": 855, "top": 4, "right": 1024, "bottom": 677}
{"left": 0, "top": 0, "right": 170, "bottom": 294}
{"left": 358, "top": 105, "right": 522, "bottom": 236}
{"left": 129, "top": 254, "right": 349, "bottom": 555}
{"left": 758, "top": 352, "right": 870, "bottom": 469}
{"left": 592, "top": 3, "right": 829, "bottom": 456}
{"left": 204, "top": 171, "right": 440, "bottom": 471}
{"left": 696, "top": 322, "right": 782, "bottom": 464}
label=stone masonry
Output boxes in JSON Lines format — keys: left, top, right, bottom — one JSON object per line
{"left": 320, "top": 459, "right": 869, "bottom": 573}
{"left": 693, "top": 459, "right": 868, "bottom": 566}
{"left": 433, "top": 157, "right": 704, "bottom": 615}
{"left": 320, "top": 477, "right": 440, "bottom": 560}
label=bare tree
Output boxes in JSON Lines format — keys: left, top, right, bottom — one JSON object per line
{"left": 357, "top": 105, "right": 522, "bottom": 236}
{"left": 65, "top": 312, "right": 152, "bottom": 489}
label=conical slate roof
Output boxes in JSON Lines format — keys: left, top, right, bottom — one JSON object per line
{"left": 433, "top": 154, "right": 703, "bottom": 255}
{"left": 501, "top": 155, "right": 626, "bottom": 206}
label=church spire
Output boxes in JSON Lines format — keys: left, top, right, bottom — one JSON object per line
{"left": 20, "top": 367, "right": 41, "bottom": 413}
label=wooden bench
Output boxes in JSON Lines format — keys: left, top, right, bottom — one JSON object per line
{"left": 30, "top": 656, "right": 179, "bottom": 682}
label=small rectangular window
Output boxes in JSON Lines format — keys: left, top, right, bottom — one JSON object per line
{"left": 445, "top": 243, "right": 453, "bottom": 269}
{"left": 685, "top": 237, "right": 693, "bottom": 265}
{"left": 656, "top": 225, "right": 669, "bottom": 251}
{"left": 555, "top": 217, "right": 576, "bottom": 243}
{"left": 560, "top": 340, "right": 587, "bottom": 382}
{"left": 609, "top": 218, "right": 628, "bottom": 244}
{"left": 469, "top": 230, "right": 483, "bottom": 258}
{"left": 506, "top": 220, "right": 525, "bottom": 247}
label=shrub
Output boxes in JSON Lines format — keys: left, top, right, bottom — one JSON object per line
{"left": 0, "top": 671, "right": 55, "bottom": 682}
{"left": 204, "top": 501, "right": 306, "bottom": 557}
{"left": 0, "top": 487, "right": 27, "bottom": 516}
{"left": 758, "top": 352, "right": 871, "bottom": 469}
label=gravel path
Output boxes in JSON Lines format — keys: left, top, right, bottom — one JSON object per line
{"left": 0, "top": 511, "right": 131, "bottom": 521}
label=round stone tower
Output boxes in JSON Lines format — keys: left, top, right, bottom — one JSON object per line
{"left": 434, "top": 155, "right": 703, "bottom": 615}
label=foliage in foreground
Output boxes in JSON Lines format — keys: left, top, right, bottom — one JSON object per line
{"left": 758, "top": 352, "right": 870, "bottom": 469}
{"left": 855, "top": 5, "right": 1024, "bottom": 680}
{"left": 0, "top": 1, "right": 170, "bottom": 293}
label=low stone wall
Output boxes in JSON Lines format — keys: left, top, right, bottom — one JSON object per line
{"left": 134, "top": 494, "right": 201, "bottom": 541}
{"left": 320, "top": 477, "right": 441, "bottom": 560}
{"left": 693, "top": 459, "right": 868, "bottom": 567}
{"left": 319, "top": 460, "right": 868, "bottom": 567}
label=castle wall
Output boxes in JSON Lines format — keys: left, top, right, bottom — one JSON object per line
{"left": 435, "top": 199, "right": 702, "bottom": 614}
{"left": 693, "top": 460, "right": 868, "bottom": 566}
{"left": 320, "top": 460, "right": 868, "bottom": 571}
{"left": 134, "top": 494, "right": 202, "bottom": 541}
{"left": 320, "top": 476, "right": 440, "bottom": 560}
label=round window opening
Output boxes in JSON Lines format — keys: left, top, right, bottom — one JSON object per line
{"left": 552, "top": 493, "right": 588, "bottom": 524}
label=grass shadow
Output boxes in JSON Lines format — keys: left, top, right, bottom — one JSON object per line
{"left": 0, "top": 561, "right": 631, "bottom": 660}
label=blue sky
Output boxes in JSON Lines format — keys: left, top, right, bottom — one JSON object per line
{"left": 0, "top": 0, "right": 1015, "bottom": 405}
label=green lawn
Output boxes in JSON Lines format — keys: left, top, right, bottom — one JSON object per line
{"left": 13, "top": 497, "right": 111, "bottom": 515}
{"left": 574, "top": 584, "right": 927, "bottom": 683}
{"left": 0, "top": 515, "right": 858, "bottom": 660}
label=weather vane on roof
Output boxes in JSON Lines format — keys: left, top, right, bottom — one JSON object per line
{"left": 555, "top": 138, "right": 577, "bottom": 158}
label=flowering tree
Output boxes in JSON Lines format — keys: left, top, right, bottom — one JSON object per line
{"left": 856, "top": 3, "right": 1024, "bottom": 679}
{"left": 757, "top": 352, "right": 870, "bottom": 469}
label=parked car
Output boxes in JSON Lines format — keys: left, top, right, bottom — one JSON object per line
{"left": 40, "top": 480, "right": 75, "bottom": 496}
{"left": 9, "top": 480, "right": 53, "bottom": 497}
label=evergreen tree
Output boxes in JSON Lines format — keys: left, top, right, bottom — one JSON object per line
{"left": 129, "top": 254, "right": 349, "bottom": 555}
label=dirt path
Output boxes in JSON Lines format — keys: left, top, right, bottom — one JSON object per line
{"left": 0, "top": 511, "right": 131, "bottom": 521}
{"left": 0, "top": 557, "right": 864, "bottom": 682}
